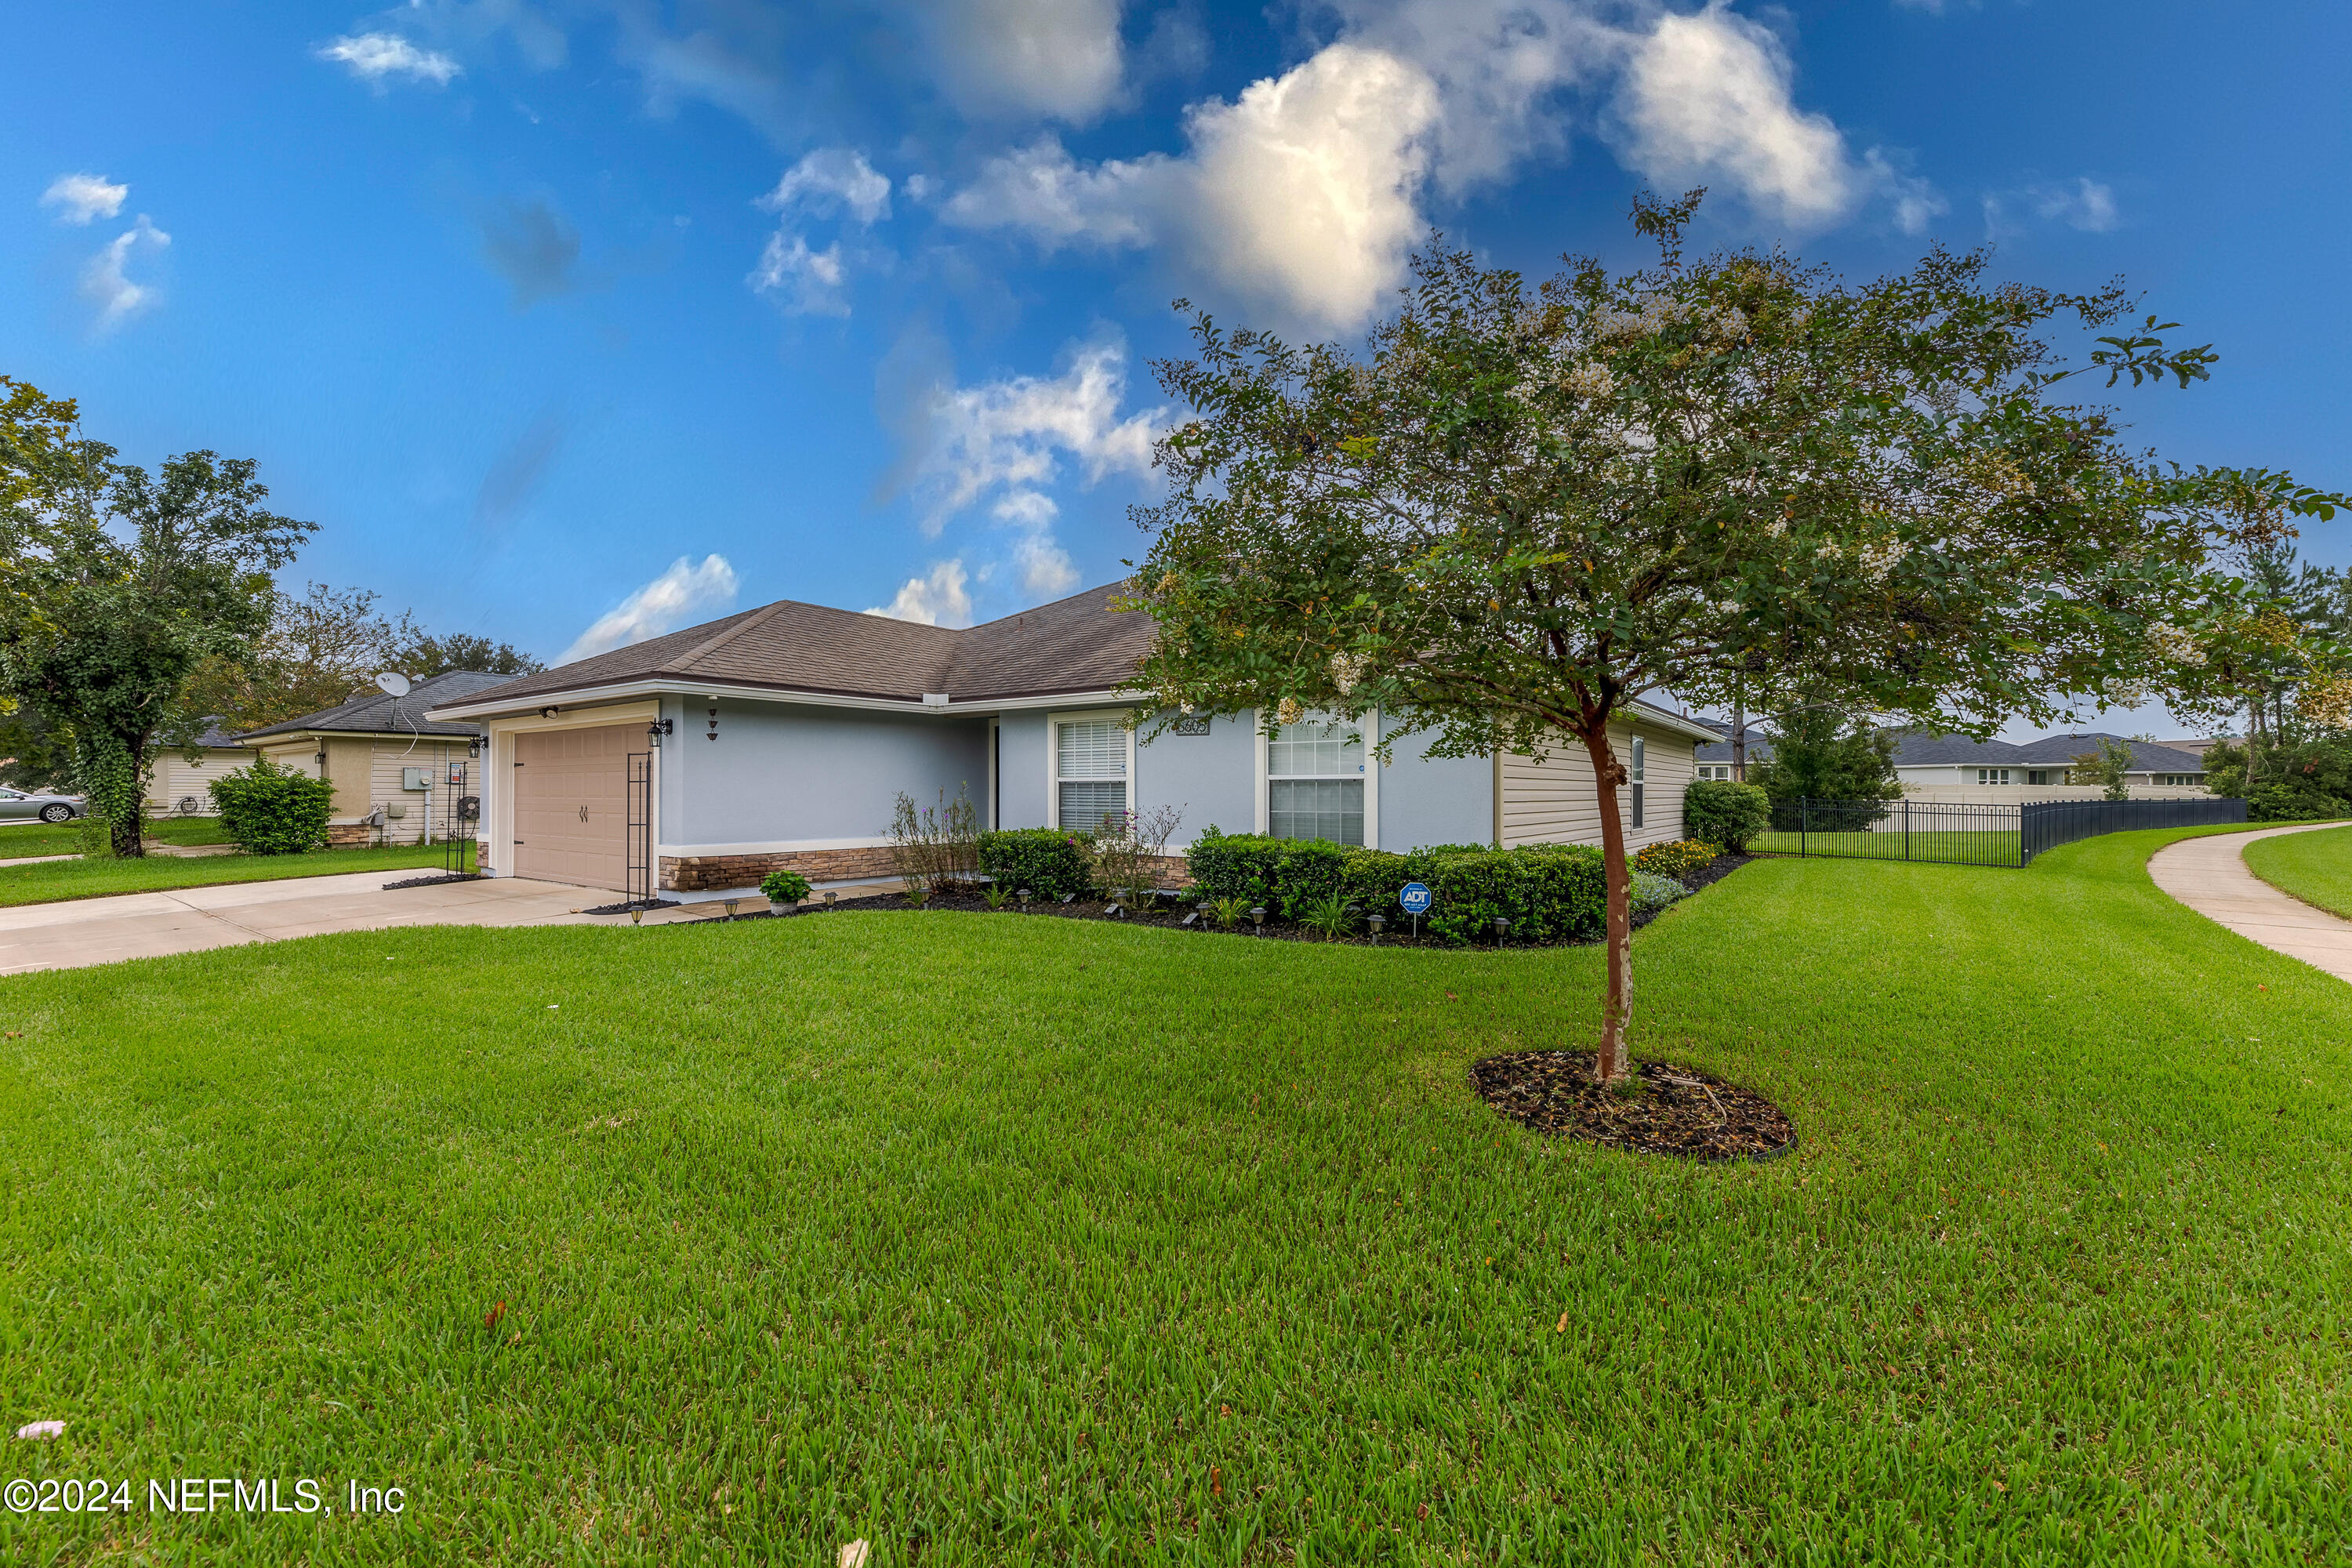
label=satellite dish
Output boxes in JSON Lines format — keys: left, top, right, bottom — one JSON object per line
{"left": 374, "top": 671, "right": 412, "bottom": 698}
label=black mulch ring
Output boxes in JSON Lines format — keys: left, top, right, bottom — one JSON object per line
{"left": 382, "top": 873, "right": 485, "bottom": 891}
{"left": 579, "top": 897, "right": 682, "bottom": 916}
{"left": 1471, "top": 1051, "right": 1795, "bottom": 1163}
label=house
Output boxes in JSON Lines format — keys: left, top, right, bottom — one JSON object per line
{"left": 143, "top": 722, "right": 250, "bottom": 818}
{"left": 1690, "top": 724, "right": 2211, "bottom": 801}
{"left": 425, "top": 584, "right": 1722, "bottom": 897}
{"left": 234, "top": 672, "right": 512, "bottom": 845}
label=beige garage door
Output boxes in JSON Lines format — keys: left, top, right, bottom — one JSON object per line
{"left": 513, "top": 726, "right": 633, "bottom": 891}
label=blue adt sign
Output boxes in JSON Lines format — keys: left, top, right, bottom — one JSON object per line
{"left": 1399, "top": 882, "right": 1432, "bottom": 916}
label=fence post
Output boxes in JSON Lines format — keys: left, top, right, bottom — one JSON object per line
{"left": 1904, "top": 799, "right": 1911, "bottom": 862}
{"left": 1801, "top": 797, "right": 1809, "bottom": 857}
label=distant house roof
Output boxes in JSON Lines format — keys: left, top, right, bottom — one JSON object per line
{"left": 189, "top": 720, "right": 243, "bottom": 750}
{"left": 2005, "top": 732, "right": 2209, "bottom": 772}
{"left": 234, "top": 671, "right": 510, "bottom": 742}
{"left": 1693, "top": 717, "right": 1773, "bottom": 764}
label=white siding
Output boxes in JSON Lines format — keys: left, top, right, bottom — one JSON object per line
{"left": 144, "top": 748, "right": 249, "bottom": 815}
{"left": 1500, "top": 718, "right": 1700, "bottom": 852}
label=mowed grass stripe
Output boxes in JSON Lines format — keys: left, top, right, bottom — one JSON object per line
{"left": 2244, "top": 822, "right": 2352, "bottom": 920}
{"left": 0, "top": 826, "right": 2346, "bottom": 1564}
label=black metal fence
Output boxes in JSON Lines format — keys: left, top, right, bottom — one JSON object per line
{"left": 1750, "top": 795, "right": 2247, "bottom": 869}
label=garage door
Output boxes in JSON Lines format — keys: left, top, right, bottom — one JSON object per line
{"left": 513, "top": 726, "right": 633, "bottom": 891}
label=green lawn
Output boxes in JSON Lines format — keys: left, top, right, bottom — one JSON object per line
{"left": 1748, "top": 826, "right": 2022, "bottom": 865}
{"left": 0, "top": 814, "right": 235, "bottom": 861}
{"left": 0, "top": 839, "right": 464, "bottom": 906}
{"left": 2245, "top": 822, "right": 2352, "bottom": 920}
{"left": 2, "top": 826, "right": 2346, "bottom": 1563}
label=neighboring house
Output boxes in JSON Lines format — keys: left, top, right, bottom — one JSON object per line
{"left": 235, "top": 672, "right": 510, "bottom": 845}
{"left": 1690, "top": 725, "right": 2211, "bottom": 800}
{"left": 143, "top": 722, "right": 249, "bottom": 817}
{"left": 426, "top": 584, "right": 1722, "bottom": 897}
{"left": 1691, "top": 718, "right": 1770, "bottom": 781}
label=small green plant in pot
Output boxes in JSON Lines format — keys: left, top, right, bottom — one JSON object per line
{"left": 761, "top": 869, "right": 812, "bottom": 912}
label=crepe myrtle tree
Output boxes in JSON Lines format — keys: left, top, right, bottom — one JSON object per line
{"left": 0, "top": 385, "right": 313, "bottom": 857}
{"left": 1120, "top": 194, "right": 2346, "bottom": 1081}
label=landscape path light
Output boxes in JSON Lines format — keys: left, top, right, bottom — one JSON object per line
{"left": 1018, "top": 888, "right": 1032, "bottom": 911}
{"left": 1367, "top": 913, "right": 1385, "bottom": 944}
{"left": 724, "top": 898, "right": 740, "bottom": 920}
{"left": 1491, "top": 916, "right": 1510, "bottom": 945}
{"left": 824, "top": 891, "right": 838, "bottom": 909}
{"left": 1250, "top": 905, "right": 1267, "bottom": 935}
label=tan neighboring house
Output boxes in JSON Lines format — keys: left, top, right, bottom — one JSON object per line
{"left": 143, "top": 723, "right": 251, "bottom": 817}
{"left": 233, "top": 672, "right": 510, "bottom": 846}
{"left": 424, "top": 582, "right": 1722, "bottom": 899}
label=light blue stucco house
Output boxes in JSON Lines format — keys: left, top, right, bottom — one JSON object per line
{"left": 429, "top": 584, "right": 1720, "bottom": 898}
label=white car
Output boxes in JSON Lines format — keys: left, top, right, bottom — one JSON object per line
{"left": 0, "top": 787, "right": 85, "bottom": 824}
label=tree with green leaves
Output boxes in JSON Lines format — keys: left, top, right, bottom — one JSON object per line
{"left": 1747, "top": 705, "right": 1900, "bottom": 810}
{"left": 0, "top": 379, "right": 314, "bottom": 856}
{"left": 1123, "top": 196, "right": 2345, "bottom": 1081}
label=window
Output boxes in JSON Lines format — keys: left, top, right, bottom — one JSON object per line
{"left": 1976, "top": 768, "right": 2012, "bottom": 786}
{"left": 2026, "top": 769, "right": 2053, "bottom": 786}
{"left": 2158, "top": 773, "right": 2198, "bottom": 787}
{"left": 1629, "top": 736, "right": 1646, "bottom": 829}
{"left": 1269, "top": 717, "right": 1363, "bottom": 844}
{"left": 1054, "top": 719, "right": 1127, "bottom": 832}
{"left": 1695, "top": 763, "right": 1733, "bottom": 781}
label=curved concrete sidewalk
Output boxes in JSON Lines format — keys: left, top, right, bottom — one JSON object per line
{"left": 2147, "top": 822, "right": 2352, "bottom": 984}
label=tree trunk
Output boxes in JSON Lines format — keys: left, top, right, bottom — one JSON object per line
{"left": 1579, "top": 720, "right": 1633, "bottom": 1083}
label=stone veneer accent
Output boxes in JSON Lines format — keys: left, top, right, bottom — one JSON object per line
{"left": 662, "top": 845, "right": 901, "bottom": 891}
{"left": 326, "top": 822, "right": 374, "bottom": 848}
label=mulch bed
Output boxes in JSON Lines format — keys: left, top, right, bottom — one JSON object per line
{"left": 383, "top": 873, "right": 485, "bottom": 891}
{"left": 1470, "top": 1051, "right": 1795, "bottom": 1163}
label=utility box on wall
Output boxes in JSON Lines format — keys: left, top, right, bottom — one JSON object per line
{"left": 401, "top": 767, "right": 431, "bottom": 792}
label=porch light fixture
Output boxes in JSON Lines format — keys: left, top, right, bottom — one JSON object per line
{"left": 648, "top": 718, "right": 672, "bottom": 748}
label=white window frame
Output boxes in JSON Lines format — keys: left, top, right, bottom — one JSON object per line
{"left": 1976, "top": 768, "right": 2012, "bottom": 786}
{"left": 1046, "top": 710, "right": 1136, "bottom": 832}
{"left": 1256, "top": 708, "right": 1379, "bottom": 850}
{"left": 1629, "top": 735, "right": 1646, "bottom": 829}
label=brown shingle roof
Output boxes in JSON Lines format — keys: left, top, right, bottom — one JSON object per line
{"left": 434, "top": 584, "right": 1154, "bottom": 712}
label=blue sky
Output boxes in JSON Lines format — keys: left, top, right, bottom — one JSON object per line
{"left": 5, "top": 0, "right": 2347, "bottom": 728}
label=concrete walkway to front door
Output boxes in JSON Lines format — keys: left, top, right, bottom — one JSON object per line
{"left": 2146, "top": 822, "right": 2352, "bottom": 985}
{"left": 0, "top": 871, "right": 644, "bottom": 977}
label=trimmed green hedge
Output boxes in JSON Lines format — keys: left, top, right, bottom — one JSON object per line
{"left": 1684, "top": 779, "right": 1770, "bottom": 853}
{"left": 978, "top": 828, "right": 1095, "bottom": 901}
{"left": 209, "top": 757, "right": 333, "bottom": 855}
{"left": 1183, "top": 829, "right": 1608, "bottom": 942}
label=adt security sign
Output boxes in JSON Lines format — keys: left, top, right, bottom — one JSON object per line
{"left": 1399, "top": 883, "right": 1432, "bottom": 916}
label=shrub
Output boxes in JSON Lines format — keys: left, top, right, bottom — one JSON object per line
{"left": 1683, "top": 780, "right": 1769, "bottom": 852}
{"left": 209, "top": 757, "right": 332, "bottom": 855}
{"left": 978, "top": 827, "right": 1094, "bottom": 901}
{"left": 1630, "top": 869, "right": 1689, "bottom": 917}
{"left": 1185, "top": 827, "right": 1289, "bottom": 905}
{"left": 1635, "top": 838, "right": 1719, "bottom": 882}
{"left": 887, "top": 786, "right": 980, "bottom": 895}
{"left": 1089, "top": 803, "right": 1185, "bottom": 905}
{"left": 760, "top": 869, "right": 811, "bottom": 906}
{"left": 1425, "top": 844, "right": 1606, "bottom": 946}
{"left": 2248, "top": 781, "right": 2343, "bottom": 822}
{"left": 1298, "top": 891, "right": 1357, "bottom": 940}
{"left": 1270, "top": 839, "right": 1351, "bottom": 917}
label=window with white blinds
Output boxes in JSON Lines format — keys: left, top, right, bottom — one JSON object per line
{"left": 1053, "top": 719, "right": 1127, "bottom": 832}
{"left": 1629, "top": 735, "right": 1645, "bottom": 829}
{"left": 1269, "top": 717, "right": 1364, "bottom": 845}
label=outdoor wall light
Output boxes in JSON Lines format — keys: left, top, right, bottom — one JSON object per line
{"left": 647, "top": 718, "right": 673, "bottom": 748}
{"left": 1367, "top": 914, "right": 1386, "bottom": 943}
{"left": 1250, "top": 905, "right": 1267, "bottom": 934}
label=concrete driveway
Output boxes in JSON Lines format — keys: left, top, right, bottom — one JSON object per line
{"left": 0, "top": 871, "right": 643, "bottom": 976}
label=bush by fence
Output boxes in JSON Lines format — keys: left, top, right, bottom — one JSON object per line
{"left": 209, "top": 757, "right": 333, "bottom": 855}
{"left": 1683, "top": 780, "right": 1769, "bottom": 852}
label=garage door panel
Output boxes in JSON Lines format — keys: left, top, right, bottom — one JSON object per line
{"left": 514, "top": 725, "right": 633, "bottom": 891}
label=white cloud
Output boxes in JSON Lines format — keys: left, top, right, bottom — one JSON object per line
{"left": 911, "top": 333, "right": 1163, "bottom": 532}
{"left": 2031, "top": 176, "right": 2120, "bottom": 232}
{"left": 866, "top": 559, "right": 975, "bottom": 627}
{"left": 912, "top": 0, "right": 1126, "bottom": 124}
{"left": 318, "top": 31, "right": 463, "bottom": 85}
{"left": 946, "top": 42, "right": 1440, "bottom": 332}
{"left": 1864, "top": 147, "right": 1948, "bottom": 236}
{"left": 750, "top": 149, "right": 891, "bottom": 315}
{"left": 561, "top": 554, "right": 740, "bottom": 662}
{"left": 1011, "top": 532, "right": 1079, "bottom": 597}
{"left": 41, "top": 173, "right": 127, "bottom": 226}
{"left": 81, "top": 216, "right": 170, "bottom": 332}
{"left": 760, "top": 148, "right": 892, "bottom": 225}
{"left": 1613, "top": 2, "right": 1857, "bottom": 229}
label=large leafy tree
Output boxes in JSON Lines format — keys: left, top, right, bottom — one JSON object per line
{"left": 0, "top": 383, "right": 313, "bottom": 855}
{"left": 1125, "top": 198, "right": 2344, "bottom": 1080}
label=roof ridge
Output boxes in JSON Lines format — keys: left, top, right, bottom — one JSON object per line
{"left": 671, "top": 601, "right": 796, "bottom": 673}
